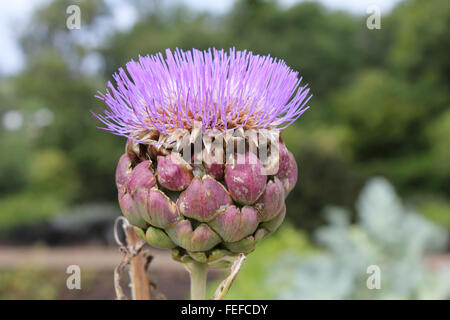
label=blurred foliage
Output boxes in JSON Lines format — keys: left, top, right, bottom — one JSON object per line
{"left": 419, "top": 198, "right": 450, "bottom": 230}
{"left": 0, "top": 268, "right": 59, "bottom": 299}
{"left": 207, "top": 224, "right": 315, "bottom": 299}
{"left": 0, "top": 193, "right": 64, "bottom": 232}
{"left": 0, "top": 266, "right": 102, "bottom": 299}
{"left": 426, "top": 109, "right": 450, "bottom": 188}
{"left": 28, "top": 149, "right": 79, "bottom": 198}
{"left": 335, "top": 70, "right": 423, "bottom": 160}
{"left": 0, "top": 0, "right": 448, "bottom": 234}
{"left": 231, "top": 178, "right": 449, "bottom": 299}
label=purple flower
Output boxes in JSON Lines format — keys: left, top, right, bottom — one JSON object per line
{"left": 103, "top": 48, "right": 309, "bottom": 266}
{"left": 93, "top": 48, "right": 311, "bottom": 143}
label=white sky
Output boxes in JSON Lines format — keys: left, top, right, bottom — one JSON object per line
{"left": 0, "top": 0, "right": 401, "bottom": 76}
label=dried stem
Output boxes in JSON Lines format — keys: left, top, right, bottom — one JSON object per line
{"left": 113, "top": 217, "right": 152, "bottom": 300}
{"left": 114, "top": 259, "right": 128, "bottom": 300}
{"left": 125, "top": 226, "right": 152, "bottom": 300}
{"left": 211, "top": 254, "right": 246, "bottom": 300}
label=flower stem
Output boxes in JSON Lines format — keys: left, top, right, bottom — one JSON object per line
{"left": 189, "top": 261, "right": 208, "bottom": 300}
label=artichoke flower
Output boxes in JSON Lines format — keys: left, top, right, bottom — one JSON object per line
{"left": 94, "top": 48, "right": 311, "bottom": 298}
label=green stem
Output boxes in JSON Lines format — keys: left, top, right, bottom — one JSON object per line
{"left": 189, "top": 261, "right": 208, "bottom": 300}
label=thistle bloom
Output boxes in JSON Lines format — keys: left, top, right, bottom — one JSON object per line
{"left": 94, "top": 48, "right": 310, "bottom": 270}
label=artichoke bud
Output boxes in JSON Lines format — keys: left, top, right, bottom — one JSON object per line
{"left": 96, "top": 49, "right": 310, "bottom": 267}
{"left": 114, "top": 135, "right": 296, "bottom": 263}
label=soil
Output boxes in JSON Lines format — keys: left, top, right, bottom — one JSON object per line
{"left": 0, "top": 245, "right": 223, "bottom": 300}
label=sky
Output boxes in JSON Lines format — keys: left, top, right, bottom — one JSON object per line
{"left": 0, "top": 0, "right": 401, "bottom": 76}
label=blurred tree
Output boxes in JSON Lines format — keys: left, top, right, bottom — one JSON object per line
{"left": 0, "top": 0, "right": 448, "bottom": 237}
{"left": 426, "top": 109, "right": 450, "bottom": 195}
{"left": 0, "top": 0, "right": 120, "bottom": 230}
{"left": 13, "top": 0, "right": 123, "bottom": 202}
{"left": 28, "top": 149, "right": 79, "bottom": 200}
{"left": 390, "top": 0, "right": 450, "bottom": 86}
{"left": 21, "top": 0, "right": 110, "bottom": 72}
{"left": 286, "top": 147, "right": 365, "bottom": 231}
{"left": 335, "top": 70, "right": 426, "bottom": 160}
{"left": 101, "top": 3, "right": 226, "bottom": 76}
{"left": 388, "top": 0, "right": 450, "bottom": 128}
{"left": 332, "top": 0, "right": 450, "bottom": 199}
{"left": 227, "top": 0, "right": 361, "bottom": 104}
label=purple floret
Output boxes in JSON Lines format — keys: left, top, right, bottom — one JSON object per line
{"left": 94, "top": 48, "right": 311, "bottom": 143}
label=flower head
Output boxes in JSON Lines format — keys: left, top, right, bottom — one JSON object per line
{"left": 101, "top": 48, "right": 306, "bottom": 266}
{"left": 94, "top": 48, "right": 311, "bottom": 143}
